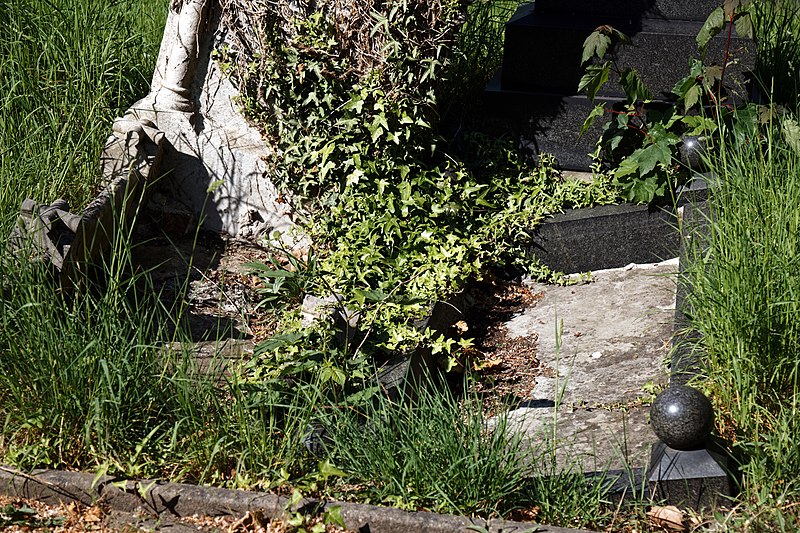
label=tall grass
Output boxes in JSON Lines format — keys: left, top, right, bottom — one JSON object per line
{"left": 677, "top": 3, "right": 800, "bottom": 525}
{"left": 320, "top": 375, "right": 614, "bottom": 526}
{"left": 0, "top": 214, "right": 318, "bottom": 482}
{"left": 751, "top": 0, "right": 800, "bottom": 108}
{"left": 322, "top": 377, "right": 534, "bottom": 516}
{"left": 681, "top": 109, "right": 800, "bottom": 508}
{"left": 440, "top": 0, "right": 523, "bottom": 119}
{"left": 0, "top": 0, "right": 167, "bottom": 224}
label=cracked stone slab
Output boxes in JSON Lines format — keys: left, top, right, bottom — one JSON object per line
{"left": 503, "top": 258, "right": 677, "bottom": 472}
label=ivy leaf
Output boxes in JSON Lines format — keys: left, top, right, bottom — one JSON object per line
{"left": 579, "top": 103, "right": 606, "bottom": 138}
{"left": 578, "top": 63, "right": 610, "bottom": 101}
{"left": 343, "top": 94, "right": 365, "bottom": 114}
{"left": 582, "top": 30, "right": 612, "bottom": 64}
{"left": 734, "top": 12, "right": 752, "bottom": 39}
{"left": 697, "top": 7, "right": 725, "bottom": 53}
{"left": 353, "top": 288, "right": 387, "bottom": 303}
{"left": 323, "top": 506, "right": 347, "bottom": 529}
{"left": 256, "top": 332, "right": 307, "bottom": 354}
{"left": 317, "top": 460, "right": 346, "bottom": 481}
{"left": 782, "top": 116, "right": 800, "bottom": 154}
{"left": 368, "top": 114, "right": 390, "bottom": 143}
{"left": 319, "top": 364, "right": 347, "bottom": 386}
{"left": 619, "top": 68, "right": 653, "bottom": 103}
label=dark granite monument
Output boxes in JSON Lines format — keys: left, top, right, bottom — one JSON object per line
{"left": 650, "top": 385, "right": 714, "bottom": 451}
{"left": 648, "top": 386, "right": 736, "bottom": 510}
{"left": 485, "top": 0, "right": 754, "bottom": 170}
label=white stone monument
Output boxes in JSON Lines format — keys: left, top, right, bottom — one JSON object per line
{"left": 127, "top": 0, "right": 300, "bottom": 241}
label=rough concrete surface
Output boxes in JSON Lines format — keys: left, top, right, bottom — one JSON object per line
{"left": 503, "top": 258, "right": 678, "bottom": 472}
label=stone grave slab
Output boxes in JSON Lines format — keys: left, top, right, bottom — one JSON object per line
{"left": 483, "top": 1, "right": 755, "bottom": 170}
{"left": 500, "top": 259, "right": 678, "bottom": 473}
{"left": 534, "top": 0, "right": 722, "bottom": 22}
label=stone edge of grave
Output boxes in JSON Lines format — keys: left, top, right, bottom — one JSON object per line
{"left": 528, "top": 178, "right": 707, "bottom": 274}
{"left": 0, "top": 467, "right": 595, "bottom": 533}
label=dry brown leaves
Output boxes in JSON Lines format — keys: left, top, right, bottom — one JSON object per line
{"left": 645, "top": 505, "right": 703, "bottom": 532}
{"left": 0, "top": 494, "right": 356, "bottom": 533}
{"left": 462, "top": 275, "right": 549, "bottom": 413}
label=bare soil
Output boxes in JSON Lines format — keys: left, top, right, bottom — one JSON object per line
{"left": 460, "top": 273, "right": 550, "bottom": 412}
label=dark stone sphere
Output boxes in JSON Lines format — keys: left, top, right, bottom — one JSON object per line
{"left": 650, "top": 385, "right": 714, "bottom": 450}
{"left": 679, "top": 135, "right": 704, "bottom": 169}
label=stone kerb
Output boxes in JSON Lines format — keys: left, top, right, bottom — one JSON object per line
{"left": 0, "top": 467, "right": 593, "bottom": 533}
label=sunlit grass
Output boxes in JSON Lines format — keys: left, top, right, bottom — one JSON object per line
{"left": 681, "top": 104, "right": 800, "bottom": 526}
{"left": 0, "top": 0, "right": 167, "bottom": 224}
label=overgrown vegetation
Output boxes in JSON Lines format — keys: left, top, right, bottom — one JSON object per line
{"left": 0, "top": 0, "right": 621, "bottom": 528}
{"left": 221, "top": 0, "right": 619, "bottom": 399}
{"left": 578, "top": 0, "right": 757, "bottom": 204}
{"left": 3, "top": 0, "right": 800, "bottom": 530}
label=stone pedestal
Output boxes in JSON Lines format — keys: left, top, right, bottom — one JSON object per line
{"left": 648, "top": 439, "right": 736, "bottom": 510}
{"left": 484, "top": 0, "right": 754, "bottom": 170}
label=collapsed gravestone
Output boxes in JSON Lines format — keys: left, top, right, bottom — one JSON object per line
{"left": 7, "top": 0, "right": 303, "bottom": 282}
{"left": 7, "top": 119, "right": 165, "bottom": 286}
{"left": 127, "top": 0, "right": 300, "bottom": 241}
{"left": 485, "top": 0, "right": 754, "bottom": 170}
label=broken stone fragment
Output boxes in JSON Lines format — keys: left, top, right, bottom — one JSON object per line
{"left": 8, "top": 198, "right": 81, "bottom": 271}
{"left": 300, "top": 294, "right": 361, "bottom": 347}
{"left": 5, "top": 117, "right": 166, "bottom": 287}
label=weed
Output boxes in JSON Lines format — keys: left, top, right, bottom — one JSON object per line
{"left": 681, "top": 99, "right": 800, "bottom": 511}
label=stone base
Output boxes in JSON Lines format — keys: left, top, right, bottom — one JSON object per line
{"left": 648, "top": 439, "right": 737, "bottom": 510}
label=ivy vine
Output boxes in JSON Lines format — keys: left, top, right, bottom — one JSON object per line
{"left": 219, "top": 0, "right": 620, "bottom": 397}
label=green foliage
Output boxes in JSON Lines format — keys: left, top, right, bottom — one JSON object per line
{"left": 248, "top": 248, "right": 325, "bottom": 311}
{"left": 0, "top": 503, "right": 64, "bottom": 529}
{"left": 221, "top": 4, "right": 619, "bottom": 390}
{"left": 440, "top": 0, "right": 526, "bottom": 117}
{"left": 578, "top": 4, "right": 755, "bottom": 204}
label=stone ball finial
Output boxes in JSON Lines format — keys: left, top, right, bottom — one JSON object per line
{"left": 650, "top": 385, "right": 714, "bottom": 450}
